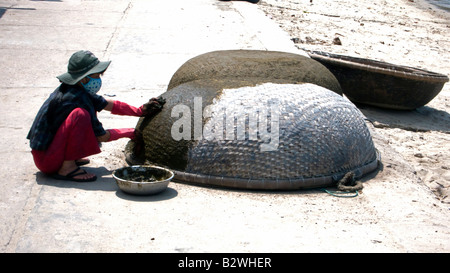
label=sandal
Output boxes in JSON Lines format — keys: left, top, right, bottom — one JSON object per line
{"left": 75, "top": 158, "right": 90, "bottom": 166}
{"left": 52, "top": 167, "right": 97, "bottom": 182}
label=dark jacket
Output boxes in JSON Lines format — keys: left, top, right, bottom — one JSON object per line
{"left": 27, "top": 83, "right": 108, "bottom": 150}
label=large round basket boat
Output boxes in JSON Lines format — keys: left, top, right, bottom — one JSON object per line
{"left": 307, "top": 50, "right": 449, "bottom": 110}
{"left": 126, "top": 81, "right": 379, "bottom": 190}
{"left": 125, "top": 50, "right": 380, "bottom": 190}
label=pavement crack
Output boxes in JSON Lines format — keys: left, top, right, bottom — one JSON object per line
{"left": 104, "top": 1, "right": 133, "bottom": 59}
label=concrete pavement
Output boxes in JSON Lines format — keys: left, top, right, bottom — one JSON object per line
{"left": 1, "top": 0, "right": 449, "bottom": 253}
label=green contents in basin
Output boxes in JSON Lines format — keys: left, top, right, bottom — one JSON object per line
{"left": 115, "top": 167, "right": 172, "bottom": 182}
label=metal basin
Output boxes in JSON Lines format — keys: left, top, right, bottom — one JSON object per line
{"left": 112, "top": 165, "right": 174, "bottom": 195}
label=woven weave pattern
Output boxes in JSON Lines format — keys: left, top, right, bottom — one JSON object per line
{"left": 185, "top": 83, "right": 376, "bottom": 180}
{"left": 126, "top": 50, "right": 379, "bottom": 189}
{"left": 128, "top": 80, "right": 378, "bottom": 189}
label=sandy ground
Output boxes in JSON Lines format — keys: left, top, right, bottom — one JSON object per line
{"left": 259, "top": 0, "right": 450, "bottom": 203}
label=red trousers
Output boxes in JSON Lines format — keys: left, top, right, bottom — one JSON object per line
{"left": 31, "top": 108, "right": 101, "bottom": 174}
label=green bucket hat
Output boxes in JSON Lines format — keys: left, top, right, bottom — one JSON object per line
{"left": 57, "top": 50, "right": 111, "bottom": 85}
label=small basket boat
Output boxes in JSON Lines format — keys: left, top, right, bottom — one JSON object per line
{"left": 307, "top": 50, "right": 449, "bottom": 110}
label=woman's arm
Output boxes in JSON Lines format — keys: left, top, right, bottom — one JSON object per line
{"left": 104, "top": 99, "right": 114, "bottom": 112}
{"left": 97, "top": 130, "right": 111, "bottom": 142}
{"left": 97, "top": 129, "right": 135, "bottom": 142}
{"left": 97, "top": 128, "right": 135, "bottom": 143}
{"left": 107, "top": 98, "right": 164, "bottom": 117}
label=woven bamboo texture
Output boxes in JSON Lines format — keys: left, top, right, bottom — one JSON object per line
{"left": 127, "top": 81, "right": 379, "bottom": 190}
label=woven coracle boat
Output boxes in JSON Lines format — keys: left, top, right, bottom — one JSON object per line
{"left": 126, "top": 80, "right": 379, "bottom": 190}
{"left": 167, "top": 49, "right": 342, "bottom": 95}
{"left": 307, "top": 50, "right": 449, "bottom": 110}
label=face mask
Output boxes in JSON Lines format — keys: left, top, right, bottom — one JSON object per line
{"left": 82, "top": 76, "right": 102, "bottom": 94}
